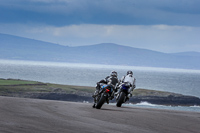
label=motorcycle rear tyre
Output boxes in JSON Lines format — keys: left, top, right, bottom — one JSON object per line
{"left": 96, "top": 94, "right": 106, "bottom": 109}
{"left": 116, "top": 92, "right": 126, "bottom": 107}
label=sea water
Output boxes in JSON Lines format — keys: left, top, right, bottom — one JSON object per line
{"left": 1, "top": 59, "right": 200, "bottom": 112}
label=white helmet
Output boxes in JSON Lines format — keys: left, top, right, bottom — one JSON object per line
{"left": 127, "top": 70, "right": 133, "bottom": 76}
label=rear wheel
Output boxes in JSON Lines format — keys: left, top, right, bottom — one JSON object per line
{"left": 96, "top": 94, "right": 106, "bottom": 109}
{"left": 116, "top": 92, "right": 126, "bottom": 107}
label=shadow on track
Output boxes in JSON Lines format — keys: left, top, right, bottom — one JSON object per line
{"left": 91, "top": 104, "right": 136, "bottom": 112}
{"left": 96, "top": 108, "right": 122, "bottom": 112}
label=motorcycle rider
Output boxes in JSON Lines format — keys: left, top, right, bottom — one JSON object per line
{"left": 116, "top": 70, "right": 136, "bottom": 98}
{"left": 92, "top": 71, "right": 119, "bottom": 107}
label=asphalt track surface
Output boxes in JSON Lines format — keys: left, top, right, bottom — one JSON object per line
{"left": 0, "top": 96, "right": 200, "bottom": 133}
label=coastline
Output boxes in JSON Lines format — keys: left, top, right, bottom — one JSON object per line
{"left": 1, "top": 78, "right": 200, "bottom": 107}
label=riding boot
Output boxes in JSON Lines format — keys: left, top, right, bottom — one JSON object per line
{"left": 127, "top": 91, "right": 133, "bottom": 98}
{"left": 115, "top": 89, "right": 120, "bottom": 96}
{"left": 110, "top": 91, "right": 115, "bottom": 100}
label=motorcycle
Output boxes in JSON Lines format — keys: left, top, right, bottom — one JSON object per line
{"left": 93, "top": 84, "right": 113, "bottom": 109}
{"left": 116, "top": 82, "right": 131, "bottom": 107}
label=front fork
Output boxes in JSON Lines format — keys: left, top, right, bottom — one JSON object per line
{"left": 116, "top": 89, "right": 121, "bottom": 100}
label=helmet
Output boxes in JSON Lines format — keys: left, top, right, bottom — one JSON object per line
{"left": 127, "top": 70, "right": 133, "bottom": 75}
{"left": 110, "top": 71, "right": 118, "bottom": 77}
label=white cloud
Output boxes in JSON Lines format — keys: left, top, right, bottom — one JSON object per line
{"left": 0, "top": 24, "right": 200, "bottom": 53}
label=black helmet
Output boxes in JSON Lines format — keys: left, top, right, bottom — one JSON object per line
{"left": 110, "top": 71, "right": 118, "bottom": 77}
{"left": 127, "top": 70, "right": 133, "bottom": 75}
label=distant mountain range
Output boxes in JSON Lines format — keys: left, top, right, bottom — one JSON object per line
{"left": 0, "top": 33, "right": 200, "bottom": 69}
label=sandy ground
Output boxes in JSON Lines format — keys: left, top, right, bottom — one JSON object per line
{"left": 0, "top": 96, "right": 200, "bottom": 133}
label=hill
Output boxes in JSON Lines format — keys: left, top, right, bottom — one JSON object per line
{"left": 1, "top": 33, "right": 200, "bottom": 69}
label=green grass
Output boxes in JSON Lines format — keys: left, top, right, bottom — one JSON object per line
{"left": 46, "top": 84, "right": 95, "bottom": 93}
{"left": 0, "top": 79, "right": 95, "bottom": 95}
{"left": 0, "top": 79, "right": 40, "bottom": 85}
{"left": 0, "top": 79, "right": 179, "bottom": 97}
{"left": 133, "top": 88, "right": 182, "bottom": 97}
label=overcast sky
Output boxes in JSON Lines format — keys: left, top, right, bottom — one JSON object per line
{"left": 0, "top": 0, "right": 200, "bottom": 53}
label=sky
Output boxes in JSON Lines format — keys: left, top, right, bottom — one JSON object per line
{"left": 0, "top": 0, "right": 200, "bottom": 53}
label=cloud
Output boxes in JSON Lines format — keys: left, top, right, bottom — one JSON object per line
{"left": 0, "top": 0, "right": 200, "bottom": 26}
{"left": 0, "top": 0, "right": 200, "bottom": 53}
{"left": 1, "top": 23, "right": 200, "bottom": 52}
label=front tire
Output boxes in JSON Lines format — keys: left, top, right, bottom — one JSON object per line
{"left": 116, "top": 92, "right": 126, "bottom": 107}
